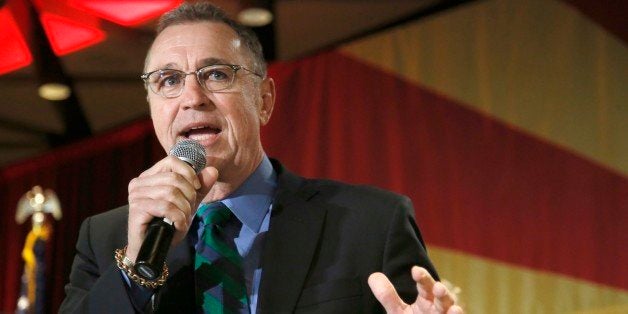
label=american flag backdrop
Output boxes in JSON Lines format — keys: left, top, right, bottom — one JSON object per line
{"left": 336, "top": 0, "right": 627, "bottom": 312}
{"left": 263, "top": 0, "right": 627, "bottom": 312}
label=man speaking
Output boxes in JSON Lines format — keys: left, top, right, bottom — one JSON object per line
{"left": 60, "top": 2, "right": 462, "bottom": 313}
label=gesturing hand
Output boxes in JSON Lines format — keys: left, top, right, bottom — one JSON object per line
{"left": 368, "top": 266, "right": 464, "bottom": 314}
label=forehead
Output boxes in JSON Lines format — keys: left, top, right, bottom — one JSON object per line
{"left": 146, "top": 21, "right": 248, "bottom": 69}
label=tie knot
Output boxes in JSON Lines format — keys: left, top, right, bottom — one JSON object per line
{"left": 197, "top": 202, "right": 232, "bottom": 225}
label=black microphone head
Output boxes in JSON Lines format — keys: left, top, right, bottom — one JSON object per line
{"left": 169, "top": 139, "right": 207, "bottom": 173}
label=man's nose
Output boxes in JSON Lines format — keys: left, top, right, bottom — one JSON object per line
{"left": 179, "top": 74, "right": 207, "bottom": 110}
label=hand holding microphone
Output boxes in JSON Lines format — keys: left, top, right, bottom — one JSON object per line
{"left": 126, "top": 139, "right": 217, "bottom": 280}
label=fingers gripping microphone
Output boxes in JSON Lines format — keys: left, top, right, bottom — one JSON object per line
{"left": 134, "top": 139, "right": 207, "bottom": 280}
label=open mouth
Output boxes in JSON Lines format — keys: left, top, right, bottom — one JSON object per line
{"left": 182, "top": 125, "right": 222, "bottom": 142}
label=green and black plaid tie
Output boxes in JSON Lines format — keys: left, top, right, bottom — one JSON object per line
{"left": 194, "top": 202, "right": 249, "bottom": 313}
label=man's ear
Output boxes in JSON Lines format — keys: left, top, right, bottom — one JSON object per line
{"left": 259, "top": 77, "right": 276, "bottom": 126}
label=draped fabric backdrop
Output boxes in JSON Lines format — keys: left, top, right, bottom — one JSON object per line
{"left": 1, "top": 0, "right": 626, "bottom": 313}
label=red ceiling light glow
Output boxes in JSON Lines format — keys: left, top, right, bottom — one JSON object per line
{"left": 68, "top": 0, "right": 183, "bottom": 26}
{"left": 0, "top": 0, "right": 181, "bottom": 75}
{"left": 0, "top": 7, "right": 33, "bottom": 75}
{"left": 40, "top": 13, "right": 106, "bottom": 55}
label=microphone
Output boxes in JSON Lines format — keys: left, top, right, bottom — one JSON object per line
{"left": 134, "top": 139, "right": 207, "bottom": 280}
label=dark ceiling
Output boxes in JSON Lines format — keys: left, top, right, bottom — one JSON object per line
{"left": 0, "top": 0, "right": 469, "bottom": 166}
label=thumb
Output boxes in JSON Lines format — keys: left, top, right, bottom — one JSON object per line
{"left": 368, "top": 272, "right": 407, "bottom": 313}
{"left": 196, "top": 166, "right": 218, "bottom": 199}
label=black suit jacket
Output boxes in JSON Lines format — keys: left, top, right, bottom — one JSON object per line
{"left": 60, "top": 160, "right": 438, "bottom": 313}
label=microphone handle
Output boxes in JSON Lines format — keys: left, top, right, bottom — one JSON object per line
{"left": 134, "top": 217, "right": 175, "bottom": 280}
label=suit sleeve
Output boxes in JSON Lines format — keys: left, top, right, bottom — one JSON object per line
{"left": 59, "top": 216, "right": 142, "bottom": 313}
{"left": 381, "top": 195, "right": 439, "bottom": 304}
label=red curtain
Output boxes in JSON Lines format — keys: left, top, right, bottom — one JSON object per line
{"left": 0, "top": 121, "right": 164, "bottom": 311}
{"left": 1, "top": 50, "right": 626, "bottom": 312}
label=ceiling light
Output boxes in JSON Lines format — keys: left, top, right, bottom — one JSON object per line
{"left": 68, "top": 0, "right": 183, "bottom": 26}
{"left": 237, "top": 7, "right": 273, "bottom": 27}
{"left": 0, "top": 0, "right": 179, "bottom": 75}
{"left": 40, "top": 13, "right": 106, "bottom": 56}
{"left": 38, "top": 83, "right": 71, "bottom": 101}
{"left": 0, "top": 7, "right": 32, "bottom": 75}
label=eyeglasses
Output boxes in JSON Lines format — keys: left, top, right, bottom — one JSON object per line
{"left": 141, "top": 64, "right": 262, "bottom": 98}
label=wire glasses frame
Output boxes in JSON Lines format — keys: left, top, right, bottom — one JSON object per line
{"left": 141, "top": 64, "right": 262, "bottom": 98}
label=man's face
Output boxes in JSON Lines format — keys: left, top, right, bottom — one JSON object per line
{"left": 145, "top": 22, "right": 274, "bottom": 180}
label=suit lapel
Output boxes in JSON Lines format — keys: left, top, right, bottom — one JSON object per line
{"left": 258, "top": 161, "right": 326, "bottom": 313}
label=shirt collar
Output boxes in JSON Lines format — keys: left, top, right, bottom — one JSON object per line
{"left": 220, "top": 155, "right": 277, "bottom": 233}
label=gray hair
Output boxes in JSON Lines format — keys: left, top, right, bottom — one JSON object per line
{"left": 145, "top": 1, "right": 266, "bottom": 77}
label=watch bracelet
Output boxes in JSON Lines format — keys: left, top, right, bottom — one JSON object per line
{"left": 114, "top": 246, "right": 168, "bottom": 289}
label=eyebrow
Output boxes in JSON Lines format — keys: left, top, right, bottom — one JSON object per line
{"left": 152, "top": 58, "right": 232, "bottom": 72}
{"left": 162, "top": 62, "right": 179, "bottom": 70}
{"left": 198, "top": 57, "right": 231, "bottom": 66}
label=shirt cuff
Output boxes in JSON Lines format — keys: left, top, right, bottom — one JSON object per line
{"left": 120, "top": 269, "right": 156, "bottom": 311}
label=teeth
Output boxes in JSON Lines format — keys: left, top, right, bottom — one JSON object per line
{"left": 188, "top": 133, "right": 214, "bottom": 141}
{"left": 184, "top": 126, "right": 207, "bottom": 137}
{"left": 183, "top": 125, "right": 220, "bottom": 139}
